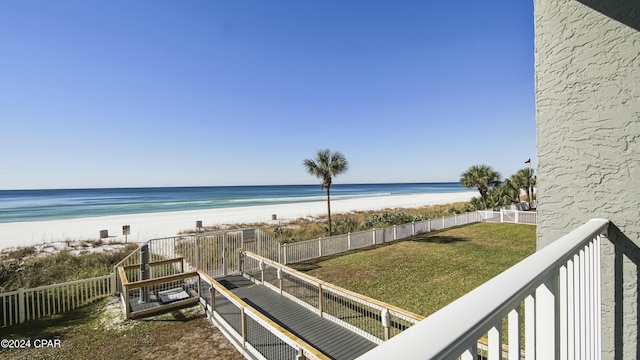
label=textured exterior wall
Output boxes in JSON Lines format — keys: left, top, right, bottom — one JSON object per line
{"left": 534, "top": 0, "right": 640, "bottom": 358}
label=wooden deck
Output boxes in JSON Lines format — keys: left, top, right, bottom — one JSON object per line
{"left": 215, "top": 275, "right": 377, "bottom": 360}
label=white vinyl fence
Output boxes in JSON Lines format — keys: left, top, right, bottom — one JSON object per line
{"left": 479, "top": 209, "right": 538, "bottom": 225}
{"left": 280, "top": 210, "right": 535, "bottom": 264}
{"left": 0, "top": 274, "right": 114, "bottom": 327}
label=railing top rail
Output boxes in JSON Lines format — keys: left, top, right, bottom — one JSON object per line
{"left": 356, "top": 218, "right": 609, "bottom": 360}
{"left": 0, "top": 289, "right": 19, "bottom": 296}
{"left": 200, "top": 228, "right": 250, "bottom": 236}
{"left": 148, "top": 235, "right": 193, "bottom": 241}
{"left": 178, "top": 227, "right": 258, "bottom": 237}
{"left": 21, "top": 274, "right": 113, "bottom": 293}
{"left": 122, "top": 257, "right": 184, "bottom": 271}
{"left": 113, "top": 244, "right": 141, "bottom": 269}
{"left": 243, "top": 251, "right": 425, "bottom": 321}
{"left": 124, "top": 271, "right": 198, "bottom": 290}
{"left": 117, "top": 266, "right": 129, "bottom": 286}
{"left": 197, "top": 270, "right": 330, "bottom": 360}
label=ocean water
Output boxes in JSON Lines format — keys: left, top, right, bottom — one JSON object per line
{"left": 0, "top": 183, "right": 468, "bottom": 223}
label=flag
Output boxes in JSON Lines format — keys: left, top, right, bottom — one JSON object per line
{"left": 524, "top": 158, "right": 531, "bottom": 164}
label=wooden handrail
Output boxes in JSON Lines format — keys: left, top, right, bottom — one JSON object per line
{"left": 198, "top": 270, "right": 330, "bottom": 360}
{"left": 117, "top": 266, "right": 129, "bottom": 286}
{"left": 125, "top": 271, "right": 198, "bottom": 290}
{"left": 243, "top": 251, "right": 424, "bottom": 321}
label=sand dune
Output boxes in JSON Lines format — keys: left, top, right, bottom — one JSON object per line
{"left": 0, "top": 191, "right": 476, "bottom": 250}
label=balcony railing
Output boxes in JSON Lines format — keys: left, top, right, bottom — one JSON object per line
{"left": 357, "top": 218, "right": 608, "bottom": 360}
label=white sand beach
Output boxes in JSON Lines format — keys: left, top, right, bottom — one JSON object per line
{"left": 0, "top": 191, "right": 476, "bottom": 250}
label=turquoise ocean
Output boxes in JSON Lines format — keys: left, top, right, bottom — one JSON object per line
{"left": 0, "top": 183, "right": 468, "bottom": 223}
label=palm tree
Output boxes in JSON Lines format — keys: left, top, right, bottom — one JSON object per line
{"left": 513, "top": 168, "right": 535, "bottom": 205}
{"left": 460, "top": 164, "right": 501, "bottom": 209}
{"left": 303, "top": 149, "right": 349, "bottom": 236}
{"left": 502, "top": 178, "right": 521, "bottom": 204}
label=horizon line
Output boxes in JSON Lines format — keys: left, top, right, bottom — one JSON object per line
{"left": 0, "top": 181, "right": 462, "bottom": 192}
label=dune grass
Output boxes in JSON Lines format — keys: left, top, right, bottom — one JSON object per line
{"left": 289, "top": 222, "right": 536, "bottom": 317}
{"left": 188, "top": 202, "right": 474, "bottom": 242}
{"left": 0, "top": 243, "right": 139, "bottom": 292}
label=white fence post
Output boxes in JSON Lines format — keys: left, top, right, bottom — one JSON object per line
{"left": 373, "top": 228, "right": 376, "bottom": 246}
{"left": 515, "top": 210, "right": 520, "bottom": 224}
{"left": 277, "top": 268, "right": 283, "bottom": 294}
{"left": 283, "top": 244, "right": 288, "bottom": 265}
{"left": 412, "top": 221, "right": 415, "bottom": 236}
{"left": 500, "top": 209, "right": 504, "bottom": 223}
{"left": 278, "top": 242, "right": 281, "bottom": 263}
{"left": 18, "top": 288, "right": 25, "bottom": 323}
{"left": 348, "top": 232, "right": 352, "bottom": 250}
{"left": 259, "top": 260, "right": 265, "bottom": 283}
{"left": 442, "top": 216, "right": 445, "bottom": 229}
{"left": 427, "top": 219, "right": 431, "bottom": 232}
{"left": 318, "top": 238, "right": 322, "bottom": 257}
{"left": 393, "top": 225, "right": 397, "bottom": 241}
{"left": 257, "top": 231, "right": 262, "bottom": 256}
{"left": 222, "top": 233, "right": 227, "bottom": 276}
{"left": 194, "top": 234, "right": 200, "bottom": 270}
{"left": 381, "top": 308, "right": 391, "bottom": 341}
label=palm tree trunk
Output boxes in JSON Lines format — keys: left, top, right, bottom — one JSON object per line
{"left": 326, "top": 186, "right": 332, "bottom": 236}
{"left": 480, "top": 188, "right": 488, "bottom": 209}
{"left": 529, "top": 184, "right": 534, "bottom": 208}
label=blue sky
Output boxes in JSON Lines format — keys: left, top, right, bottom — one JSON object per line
{"left": 0, "top": 1, "right": 535, "bottom": 190}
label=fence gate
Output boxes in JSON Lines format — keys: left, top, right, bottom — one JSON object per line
{"left": 500, "top": 209, "right": 516, "bottom": 223}
{"left": 194, "top": 231, "right": 244, "bottom": 277}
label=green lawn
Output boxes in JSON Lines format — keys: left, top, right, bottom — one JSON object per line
{"left": 290, "top": 222, "right": 536, "bottom": 317}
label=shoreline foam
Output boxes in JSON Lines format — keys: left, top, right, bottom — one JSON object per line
{"left": 0, "top": 191, "right": 476, "bottom": 250}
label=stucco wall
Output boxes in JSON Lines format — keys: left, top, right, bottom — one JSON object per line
{"left": 534, "top": 0, "right": 640, "bottom": 358}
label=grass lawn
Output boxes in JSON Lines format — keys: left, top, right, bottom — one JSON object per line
{"left": 290, "top": 222, "right": 536, "bottom": 317}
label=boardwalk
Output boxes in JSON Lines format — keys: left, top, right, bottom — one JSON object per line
{"left": 214, "top": 275, "right": 377, "bottom": 360}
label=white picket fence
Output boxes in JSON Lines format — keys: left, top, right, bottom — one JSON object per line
{"left": 279, "top": 210, "right": 536, "bottom": 264}
{"left": 0, "top": 274, "right": 115, "bottom": 327}
{"left": 479, "top": 209, "right": 538, "bottom": 225}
